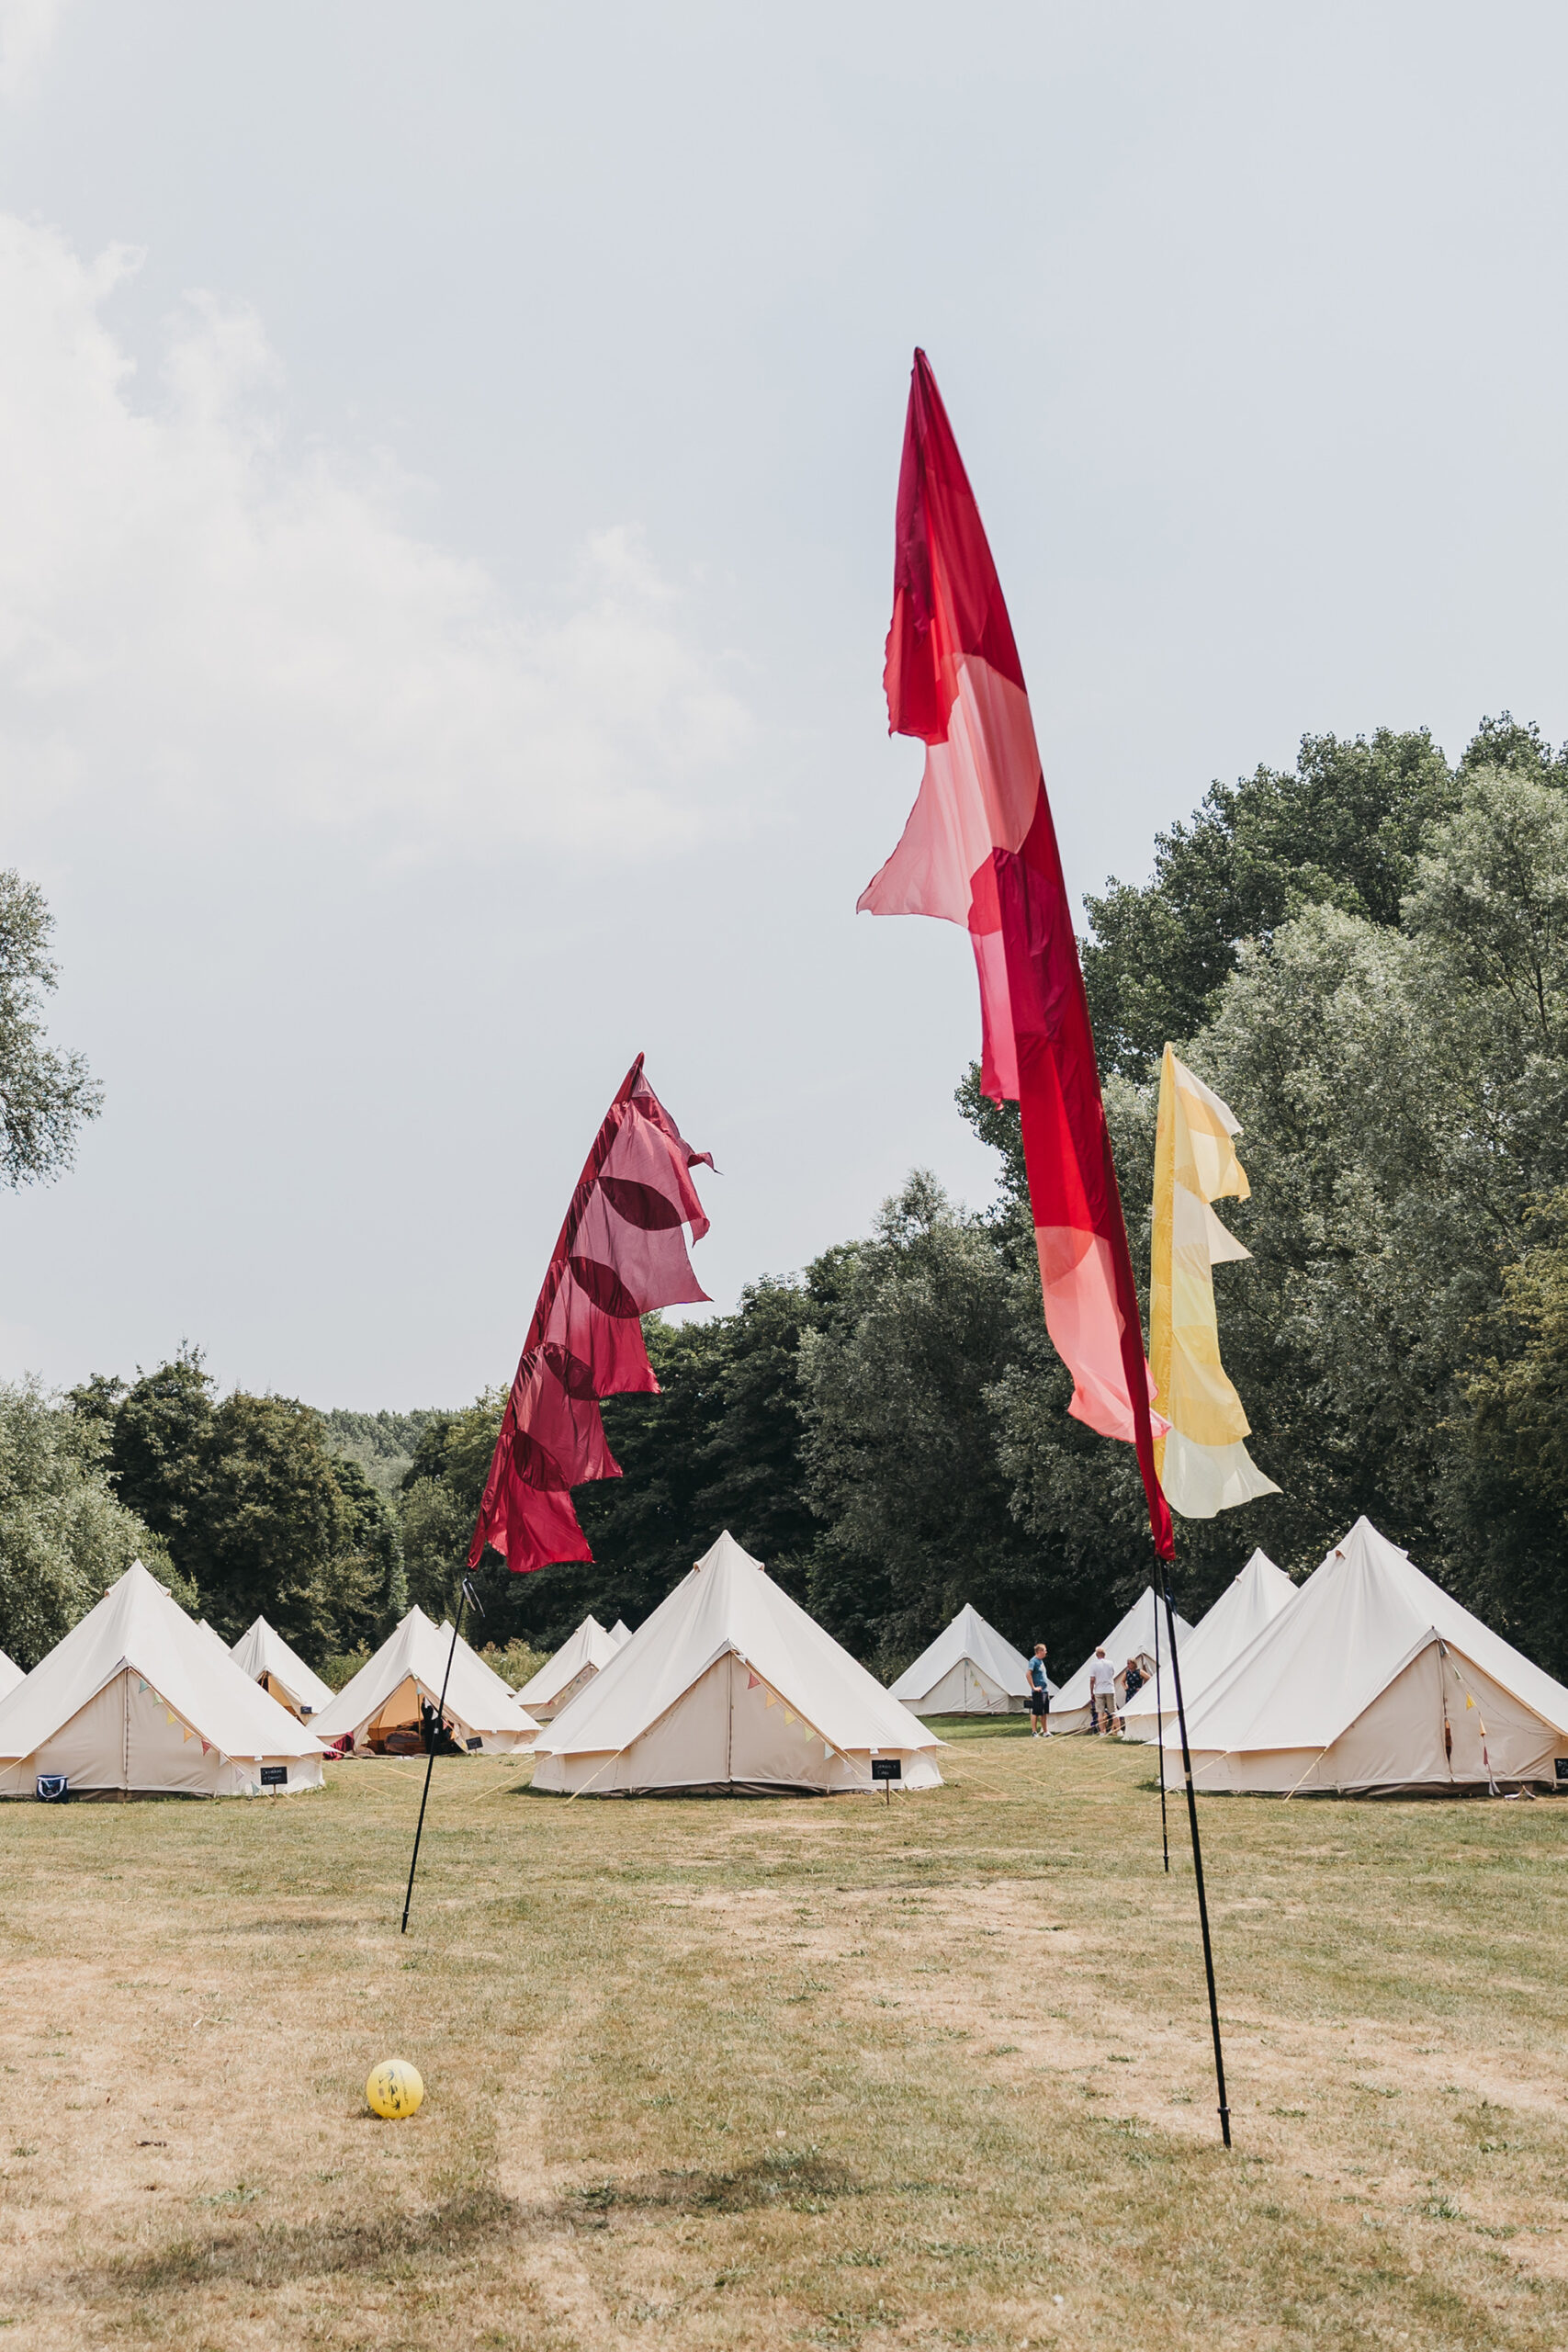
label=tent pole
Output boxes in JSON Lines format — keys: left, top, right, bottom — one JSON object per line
{"left": 1158, "top": 1566, "right": 1231, "bottom": 2146}
{"left": 400, "top": 1575, "right": 482, "bottom": 1936}
{"left": 1152, "top": 1586, "right": 1169, "bottom": 1873}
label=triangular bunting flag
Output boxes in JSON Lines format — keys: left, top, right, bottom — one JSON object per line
{"left": 784, "top": 1710, "right": 795, "bottom": 1724}
{"left": 764, "top": 1691, "right": 778, "bottom": 1709}
{"left": 747, "top": 1672, "right": 761, "bottom": 1690}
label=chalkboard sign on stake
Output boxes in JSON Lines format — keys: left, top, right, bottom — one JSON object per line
{"left": 872, "top": 1755, "right": 901, "bottom": 1805}
{"left": 260, "top": 1764, "right": 288, "bottom": 1788}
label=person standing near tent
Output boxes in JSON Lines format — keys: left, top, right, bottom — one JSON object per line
{"left": 1027, "top": 1644, "right": 1051, "bottom": 1736}
{"left": 1089, "top": 1648, "right": 1118, "bottom": 1735}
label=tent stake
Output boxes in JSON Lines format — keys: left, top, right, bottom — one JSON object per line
{"left": 1152, "top": 1584, "right": 1169, "bottom": 1873}
{"left": 400, "top": 1575, "right": 482, "bottom": 1936}
{"left": 1158, "top": 1569, "right": 1231, "bottom": 2148}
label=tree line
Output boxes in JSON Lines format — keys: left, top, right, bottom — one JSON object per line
{"left": 5, "top": 712, "right": 1568, "bottom": 1682}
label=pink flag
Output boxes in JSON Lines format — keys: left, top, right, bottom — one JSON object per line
{"left": 469, "top": 1057, "right": 713, "bottom": 1573}
{"left": 860, "top": 352, "right": 1173, "bottom": 1557}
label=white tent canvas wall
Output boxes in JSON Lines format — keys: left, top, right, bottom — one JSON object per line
{"left": 888, "top": 1604, "right": 1048, "bottom": 1715}
{"left": 311, "top": 1606, "right": 539, "bottom": 1755}
{"left": 1178, "top": 1517, "right": 1568, "bottom": 1794}
{"left": 1052, "top": 1589, "right": 1195, "bottom": 1734}
{"left": 0, "top": 1648, "right": 23, "bottom": 1702}
{"left": 0, "top": 1562, "right": 324, "bottom": 1800}
{"left": 1121, "top": 1552, "right": 1296, "bottom": 1743}
{"left": 231, "top": 1615, "right": 334, "bottom": 1719}
{"left": 514, "top": 1615, "right": 621, "bottom": 1720}
{"left": 533, "top": 1531, "right": 945, "bottom": 1796}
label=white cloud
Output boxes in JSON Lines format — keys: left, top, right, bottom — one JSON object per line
{"left": 0, "top": 215, "right": 751, "bottom": 854}
{"left": 0, "top": 0, "right": 68, "bottom": 97}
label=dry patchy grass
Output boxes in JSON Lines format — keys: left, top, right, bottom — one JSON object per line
{"left": 1, "top": 1724, "right": 1566, "bottom": 2348}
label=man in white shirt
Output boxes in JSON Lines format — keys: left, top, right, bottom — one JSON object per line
{"left": 1089, "top": 1647, "right": 1118, "bottom": 1735}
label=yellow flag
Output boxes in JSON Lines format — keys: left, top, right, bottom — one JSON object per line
{"left": 1150, "top": 1046, "right": 1280, "bottom": 1519}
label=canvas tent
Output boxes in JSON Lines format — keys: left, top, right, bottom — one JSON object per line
{"left": 533, "top": 1531, "right": 945, "bottom": 1795}
{"left": 1121, "top": 1551, "right": 1295, "bottom": 1742}
{"left": 514, "top": 1614, "right": 621, "bottom": 1720}
{"left": 0, "top": 1561, "right": 324, "bottom": 1799}
{"left": 0, "top": 1648, "right": 23, "bottom": 1701}
{"left": 888, "top": 1603, "right": 1048, "bottom": 1715}
{"left": 231, "top": 1614, "right": 334, "bottom": 1719}
{"left": 1176, "top": 1516, "right": 1568, "bottom": 1794}
{"left": 311, "top": 1606, "right": 539, "bottom": 1756}
{"left": 610, "top": 1620, "right": 632, "bottom": 1647}
{"left": 1052, "top": 1589, "right": 1196, "bottom": 1734}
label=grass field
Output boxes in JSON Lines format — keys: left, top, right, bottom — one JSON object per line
{"left": 2, "top": 1724, "right": 1567, "bottom": 2350}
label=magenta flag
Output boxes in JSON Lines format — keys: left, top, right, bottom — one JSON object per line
{"left": 468, "top": 1057, "right": 713, "bottom": 1573}
{"left": 860, "top": 351, "right": 1172, "bottom": 1557}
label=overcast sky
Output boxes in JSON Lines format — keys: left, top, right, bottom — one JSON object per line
{"left": 4, "top": 0, "right": 1567, "bottom": 1408}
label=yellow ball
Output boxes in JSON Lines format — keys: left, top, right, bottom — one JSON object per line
{"left": 366, "top": 2058, "right": 424, "bottom": 2120}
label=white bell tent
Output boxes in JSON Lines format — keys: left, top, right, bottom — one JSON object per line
{"left": 1120, "top": 1551, "right": 1296, "bottom": 1742}
{"left": 0, "top": 1647, "right": 23, "bottom": 1701}
{"left": 610, "top": 1620, "right": 633, "bottom": 1647}
{"left": 888, "top": 1603, "right": 1047, "bottom": 1715}
{"left": 231, "top": 1614, "right": 334, "bottom": 1719}
{"left": 1177, "top": 1517, "right": 1568, "bottom": 1794}
{"left": 532, "top": 1531, "right": 945, "bottom": 1796}
{"left": 0, "top": 1561, "right": 324, "bottom": 1799}
{"left": 311, "top": 1605, "right": 539, "bottom": 1755}
{"left": 1052, "top": 1588, "right": 1195, "bottom": 1734}
{"left": 513, "top": 1614, "right": 622, "bottom": 1720}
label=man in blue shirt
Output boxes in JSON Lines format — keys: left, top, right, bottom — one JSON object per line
{"left": 1027, "top": 1644, "right": 1051, "bottom": 1736}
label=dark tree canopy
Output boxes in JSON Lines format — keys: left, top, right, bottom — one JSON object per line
{"left": 73, "top": 1351, "right": 404, "bottom": 1657}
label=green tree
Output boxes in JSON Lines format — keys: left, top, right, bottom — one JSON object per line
{"left": 101, "top": 1349, "right": 215, "bottom": 1556}
{"left": 400, "top": 1467, "right": 481, "bottom": 1623}
{"left": 184, "top": 1392, "right": 359, "bottom": 1649}
{"left": 798, "top": 1174, "right": 1035, "bottom": 1673}
{"left": 0, "top": 871, "right": 103, "bottom": 1187}
{"left": 0, "top": 1381, "right": 187, "bottom": 1666}
{"left": 96, "top": 1354, "right": 403, "bottom": 1657}
{"left": 1452, "top": 1198, "right": 1568, "bottom": 1672}
{"left": 327, "top": 1452, "right": 407, "bottom": 1650}
{"left": 1080, "top": 727, "right": 1458, "bottom": 1080}
{"left": 321, "top": 1407, "right": 444, "bottom": 1498}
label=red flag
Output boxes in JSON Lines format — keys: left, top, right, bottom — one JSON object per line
{"left": 859, "top": 352, "right": 1173, "bottom": 1557}
{"left": 468, "top": 1057, "right": 713, "bottom": 1573}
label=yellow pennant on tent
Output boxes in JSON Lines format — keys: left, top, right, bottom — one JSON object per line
{"left": 1150, "top": 1046, "right": 1280, "bottom": 1519}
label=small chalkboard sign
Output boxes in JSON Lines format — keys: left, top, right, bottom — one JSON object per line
{"left": 36, "top": 1775, "right": 68, "bottom": 1803}
{"left": 871, "top": 1758, "right": 901, "bottom": 1782}
{"left": 260, "top": 1764, "right": 288, "bottom": 1787}
{"left": 1556, "top": 1758, "right": 1568, "bottom": 1784}
{"left": 466, "top": 1736, "right": 483, "bottom": 1752}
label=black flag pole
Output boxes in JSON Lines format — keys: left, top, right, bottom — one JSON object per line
{"left": 1151, "top": 1582, "right": 1170, "bottom": 1873}
{"left": 400, "top": 1573, "right": 484, "bottom": 1936}
{"left": 1156, "top": 1563, "right": 1231, "bottom": 2146}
